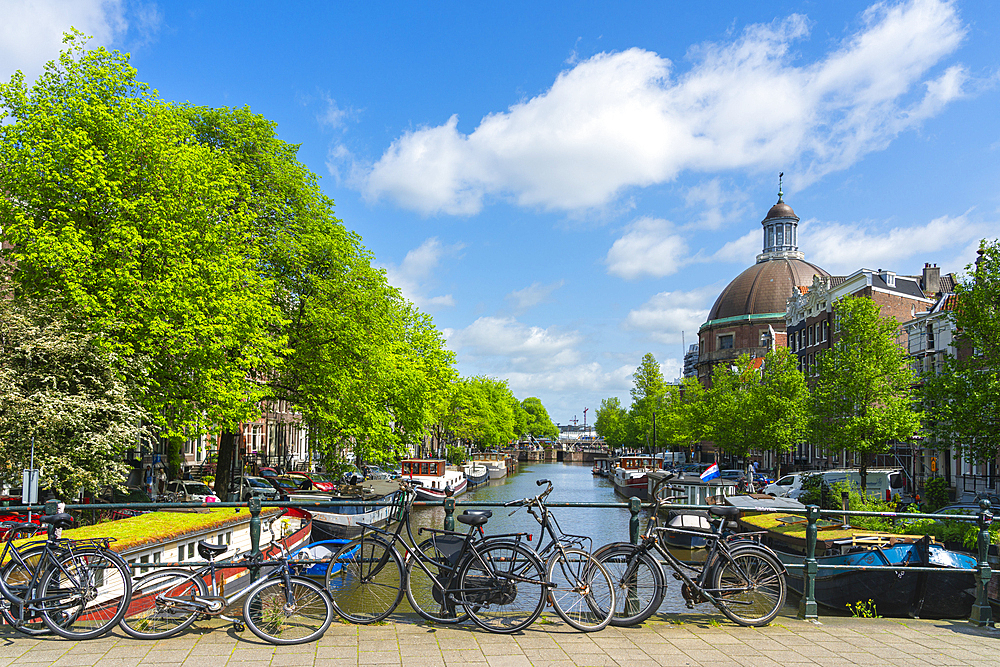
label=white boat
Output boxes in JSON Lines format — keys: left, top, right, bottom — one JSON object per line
{"left": 470, "top": 452, "right": 508, "bottom": 479}
{"left": 463, "top": 462, "right": 490, "bottom": 487}
{"left": 612, "top": 455, "right": 658, "bottom": 500}
{"left": 401, "top": 459, "right": 467, "bottom": 500}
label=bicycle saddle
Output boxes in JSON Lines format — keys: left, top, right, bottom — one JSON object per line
{"left": 707, "top": 506, "right": 741, "bottom": 519}
{"left": 197, "top": 540, "right": 229, "bottom": 559}
{"left": 463, "top": 509, "right": 493, "bottom": 518}
{"left": 457, "top": 513, "right": 488, "bottom": 527}
{"left": 40, "top": 513, "right": 75, "bottom": 529}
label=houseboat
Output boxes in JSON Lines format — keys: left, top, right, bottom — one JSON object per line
{"left": 612, "top": 455, "right": 658, "bottom": 500}
{"left": 401, "top": 459, "right": 467, "bottom": 500}
{"left": 286, "top": 479, "right": 400, "bottom": 541}
{"left": 463, "top": 462, "right": 490, "bottom": 487}
{"left": 591, "top": 458, "right": 612, "bottom": 477}
{"left": 469, "top": 452, "right": 509, "bottom": 480}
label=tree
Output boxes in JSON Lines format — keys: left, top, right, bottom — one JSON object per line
{"left": 628, "top": 353, "right": 665, "bottom": 448}
{"left": 811, "top": 296, "right": 921, "bottom": 492}
{"left": 707, "top": 349, "right": 809, "bottom": 468}
{"left": 0, "top": 300, "right": 149, "bottom": 497}
{"left": 923, "top": 239, "right": 1000, "bottom": 464}
{"left": 658, "top": 377, "right": 710, "bottom": 458}
{"left": 594, "top": 397, "right": 627, "bottom": 446}
{"left": 442, "top": 377, "right": 519, "bottom": 450}
{"left": 520, "top": 397, "right": 558, "bottom": 440}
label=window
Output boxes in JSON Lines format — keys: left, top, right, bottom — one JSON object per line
{"left": 808, "top": 327, "right": 814, "bottom": 346}
{"left": 718, "top": 334, "right": 734, "bottom": 350}
{"left": 178, "top": 546, "right": 185, "bottom": 561}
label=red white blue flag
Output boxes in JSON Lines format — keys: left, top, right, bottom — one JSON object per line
{"left": 700, "top": 463, "right": 720, "bottom": 481}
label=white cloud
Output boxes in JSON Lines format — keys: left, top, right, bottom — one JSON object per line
{"left": 504, "top": 280, "right": 565, "bottom": 314}
{"left": 380, "top": 237, "right": 464, "bottom": 309}
{"left": 444, "top": 317, "right": 582, "bottom": 371}
{"left": 683, "top": 179, "right": 750, "bottom": 230}
{"left": 0, "top": 1, "right": 151, "bottom": 83}
{"left": 799, "top": 212, "right": 989, "bottom": 274}
{"left": 605, "top": 217, "right": 689, "bottom": 279}
{"left": 624, "top": 287, "right": 716, "bottom": 345}
{"left": 362, "top": 0, "right": 965, "bottom": 215}
{"left": 709, "top": 229, "right": 759, "bottom": 264}
{"left": 505, "top": 363, "right": 635, "bottom": 397}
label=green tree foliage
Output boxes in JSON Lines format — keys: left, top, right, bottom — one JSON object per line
{"left": 923, "top": 240, "right": 1000, "bottom": 465}
{"left": 0, "top": 300, "right": 149, "bottom": 496}
{"left": 811, "top": 296, "right": 921, "bottom": 491}
{"left": 443, "top": 377, "right": 519, "bottom": 450}
{"left": 658, "top": 377, "right": 709, "bottom": 455}
{"left": 594, "top": 397, "right": 628, "bottom": 446}
{"left": 520, "top": 397, "right": 558, "bottom": 440}
{"left": 707, "top": 348, "right": 809, "bottom": 463}
{"left": 628, "top": 353, "right": 665, "bottom": 447}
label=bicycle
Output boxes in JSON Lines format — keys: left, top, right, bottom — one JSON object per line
{"left": 120, "top": 509, "right": 333, "bottom": 645}
{"left": 325, "top": 479, "right": 614, "bottom": 633}
{"left": 593, "top": 475, "right": 787, "bottom": 627}
{"left": 0, "top": 513, "right": 132, "bottom": 639}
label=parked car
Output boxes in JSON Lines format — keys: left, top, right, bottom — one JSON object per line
{"left": 340, "top": 465, "right": 365, "bottom": 485}
{"left": 763, "top": 468, "right": 907, "bottom": 500}
{"left": 165, "top": 480, "right": 220, "bottom": 503}
{"left": 238, "top": 476, "right": 281, "bottom": 502}
{"left": 362, "top": 465, "right": 392, "bottom": 481}
{"left": 285, "top": 471, "right": 337, "bottom": 492}
{"left": 258, "top": 467, "right": 280, "bottom": 478}
{"left": 265, "top": 475, "right": 307, "bottom": 500}
{"left": 719, "top": 469, "right": 747, "bottom": 482}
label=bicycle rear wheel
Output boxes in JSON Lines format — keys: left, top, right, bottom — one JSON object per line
{"left": 457, "top": 541, "right": 545, "bottom": 634}
{"left": 244, "top": 576, "right": 333, "bottom": 645}
{"left": 324, "top": 534, "right": 404, "bottom": 624}
{"left": 405, "top": 536, "right": 469, "bottom": 624}
{"left": 592, "top": 542, "right": 664, "bottom": 627}
{"left": 38, "top": 547, "right": 132, "bottom": 640}
{"left": 545, "top": 548, "right": 616, "bottom": 631}
{"left": 120, "top": 568, "right": 207, "bottom": 639}
{"left": 709, "top": 546, "right": 786, "bottom": 626}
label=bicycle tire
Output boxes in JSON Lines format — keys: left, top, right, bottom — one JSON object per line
{"left": 243, "top": 575, "right": 333, "bottom": 645}
{"left": 0, "top": 545, "right": 53, "bottom": 635}
{"left": 405, "top": 536, "right": 469, "bottom": 624}
{"left": 120, "top": 568, "right": 207, "bottom": 639}
{"left": 457, "top": 541, "right": 545, "bottom": 634}
{"left": 37, "top": 547, "right": 132, "bottom": 640}
{"left": 324, "top": 534, "right": 404, "bottom": 624}
{"left": 709, "top": 545, "right": 786, "bottom": 626}
{"left": 592, "top": 542, "right": 664, "bottom": 627}
{"left": 545, "top": 548, "right": 616, "bottom": 632}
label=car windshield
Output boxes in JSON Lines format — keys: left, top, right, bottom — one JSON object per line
{"left": 247, "top": 478, "right": 271, "bottom": 488}
{"left": 310, "top": 474, "right": 334, "bottom": 483}
{"left": 185, "top": 483, "right": 212, "bottom": 495}
{"left": 272, "top": 478, "right": 299, "bottom": 489}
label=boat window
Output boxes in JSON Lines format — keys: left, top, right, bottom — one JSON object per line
{"left": 188, "top": 543, "right": 195, "bottom": 559}
{"left": 178, "top": 546, "right": 184, "bottom": 561}
{"left": 437, "top": 462, "right": 444, "bottom": 475}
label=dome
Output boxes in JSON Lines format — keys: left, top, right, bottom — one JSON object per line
{"left": 707, "top": 257, "right": 829, "bottom": 321}
{"left": 764, "top": 200, "right": 797, "bottom": 221}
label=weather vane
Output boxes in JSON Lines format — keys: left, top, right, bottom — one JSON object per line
{"left": 778, "top": 172, "right": 784, "bottom": 201}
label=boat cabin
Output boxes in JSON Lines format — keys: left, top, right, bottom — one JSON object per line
{"left": 618, "top": 456, "right": 656, "bottom": 470}
{"left": 401, "top": 459, "right": 446, "bottom": 476}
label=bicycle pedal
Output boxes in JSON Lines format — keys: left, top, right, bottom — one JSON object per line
{"left": 672, "top": 572, "right": 682, "bottom": 581}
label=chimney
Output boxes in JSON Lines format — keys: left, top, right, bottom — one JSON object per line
{"left": 922, "top": 263, "right": 940, "bottom": 295}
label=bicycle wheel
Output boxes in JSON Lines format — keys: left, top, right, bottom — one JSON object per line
{"left": 120, "top": 568, "right": 207, "bottom": 639}
{"left": 324, "top": 534, "right": 404, "bottom": 624}
{"left": 457, "top": 541, "right": 545, "bottom": 634}
{"left": 0, "top": 545, "right": 52, "bottom": 635}
{"left": 37, "top": 547, "right": 132, "bottom": 640}
{"left": 405, "top": 536, "right": 469, "bottom": 624}
{"left": 592, "top": 542, "right": 664, "bottom": 627}
{"left": 709, "top": 546, "right": 786, "bottom": 626}
{"left": 545, "top": 548, "right": 616, "bottom": 632}
{"left": 244, "top": 575, "right": 333, "bottom": 645}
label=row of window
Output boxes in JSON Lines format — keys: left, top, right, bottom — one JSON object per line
{"left": 128, "top": 530, "right": 234, "bottom": 575}
{"left": 790, "top": 320, "right": 829, "bottom": 352}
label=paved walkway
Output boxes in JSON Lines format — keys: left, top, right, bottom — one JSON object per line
{"left": 2, "top": 611, "right": 999, "bottom": 667}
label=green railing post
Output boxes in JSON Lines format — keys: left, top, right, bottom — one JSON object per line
{"left": 970, "top": 499, "right": 993, "bottom": 627}
{"left": 798, "top": 504, "right": 819, "bottom": 621}
{"left": 443, "top": 497, "right": 455, "bottom": 532}
{"left": 248, "top": 496, "right": 262, "bottom": 582}
{"left": 629, "top": 497, "right": 641, "bottom": 545}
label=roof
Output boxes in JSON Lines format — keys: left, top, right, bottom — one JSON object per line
{"left": 707, "top": 257, "right": 830, "bottom": 321}
{"left": 870, "top": 274, "right": 925, "bottom": 298}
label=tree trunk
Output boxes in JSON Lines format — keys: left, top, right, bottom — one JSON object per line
{"left": 859, "top": 452, "right": 869, "bottom": 497}
{"left": 215, "top": 430, "right": 238, "bottom": 501}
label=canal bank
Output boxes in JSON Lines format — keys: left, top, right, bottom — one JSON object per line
{"left": 3, "top": 609, "right": 997, "bottom": 667}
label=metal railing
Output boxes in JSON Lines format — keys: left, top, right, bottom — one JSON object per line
{"left": 1, "top": 495, "right": 993, "bottom": 627}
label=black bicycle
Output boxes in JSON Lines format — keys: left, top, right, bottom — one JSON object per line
{"left": 593, "top": 475, "right": 787, "bottom": 627}
{"left": 0, "top": 513, "right": 132, "bottom": 639}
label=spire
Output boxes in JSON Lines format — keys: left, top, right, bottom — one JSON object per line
{"left": 777, "top": 172, "right": 784, "bottom": 203}
{"left": 757, "top": 174, "right": 803, "bottom": 263}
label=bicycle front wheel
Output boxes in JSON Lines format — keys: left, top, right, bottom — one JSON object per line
{"left": 38, "top": 548, "right": 132, "bottom": 640}
{"left": 0, "top": 545, "right": 55, "bottom": 636}
{"left": 458, "top": 541, "right": 545, "bottom": 634}
{"left": 244, "top": 576, "right": 334, "bottom": 645}
{"left": 325, "top": 534, "right": 404, "bottom": 624}
{"left": 405, "top": 536, "right": 468, "bottom": 624}
{"left": 545, "top": 548, "right": 616, "bottom": 631}
{"left": 592, "top": 542, "right": 664, "bottom": 627}
{"left": 709, "top": 546, "right": 786, "bottom": 626}
{"left": 120, "top": 568, "right": 207, "bottom": 639}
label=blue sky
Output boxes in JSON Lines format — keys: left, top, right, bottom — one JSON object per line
{"left": 2, "top": 0, "right": 998, "bottom": 425}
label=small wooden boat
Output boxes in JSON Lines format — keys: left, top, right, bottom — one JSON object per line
{"left": 401, "top": 459, "right": 467, "bottom": 501}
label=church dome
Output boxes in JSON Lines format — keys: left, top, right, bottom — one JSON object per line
{"left": 764, "top": 200, "right": 797, "bottom": 220}
{"left": 707, "top": 257, "right": 829, "bottom": 321}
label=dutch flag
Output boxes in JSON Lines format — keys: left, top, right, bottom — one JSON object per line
{"left": 700, "top": 462, "right": 720, "bottom": 482}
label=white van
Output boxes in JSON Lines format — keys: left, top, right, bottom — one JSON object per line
{"left": 763, "top": 468, "right": 906, "bottom": 501}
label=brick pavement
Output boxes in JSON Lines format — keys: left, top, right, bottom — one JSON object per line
{"left": 2, "top": 611, "right": 999, "bottom": 667}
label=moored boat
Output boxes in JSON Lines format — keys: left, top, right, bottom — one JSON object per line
{"left": 591, "top": 458, "right": 612, "bottom": 477}
{"left": 612, "top": 455, "right": 657, "bottom": 500}
{"left": 470, "top": 452, "right": 508, "bottom": 480}
{"left": 401, "top": 459, "right": 468, "bottom": 500}
{"left": 286, "top": 479, "right": 400, "bottom": 542}
{"left": 463, "top": 462, "right": 490, "bottom": 487}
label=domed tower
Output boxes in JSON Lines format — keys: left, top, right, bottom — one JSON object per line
{"left": 696, "top": 177, "right": 829, "bottom": 385}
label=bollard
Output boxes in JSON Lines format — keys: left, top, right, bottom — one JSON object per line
{"left": 969, "top": 499, "right": 993, "bottom": 627}
{"left": 443, "top": 497, "right": 455, "bottom": 532}
{"left": 841, "top": 491, "right": 851, "bottom": 529}
{"left": 248, "top": 496, "right": 262, "bottom": 582}
{"left": 629, "top": 497, "right": 641, "bottom": 545}
{"left": 798, "top": 504, "right": 819, "bottom": 621}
